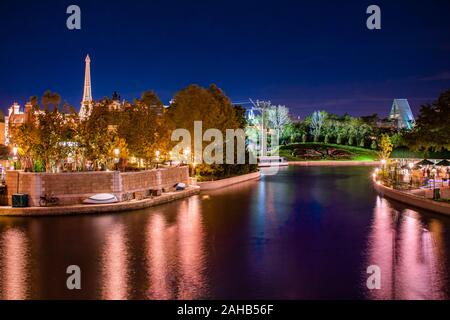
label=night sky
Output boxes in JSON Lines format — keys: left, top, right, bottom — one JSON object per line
{"left": 0, "top": 0, "right": 449, "bottom": 118}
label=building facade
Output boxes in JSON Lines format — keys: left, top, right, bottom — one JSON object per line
{"left": 389, "top": 99, "right": 415, "bottom": 130}
{"left": 4, "top": 102, "right": 34, "bottom": 145}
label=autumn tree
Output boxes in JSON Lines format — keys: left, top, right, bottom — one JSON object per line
{"left": 378, "top": 134, "right": 393, "bottom": 160}
{"left": 117, "top": 91, "right": 171, "bottom": 168}
{"left": 169, "top": 84, "right": 256, "bottom": 177}
{"left": 76, "top": 99, "right": 116, "bottom": 170}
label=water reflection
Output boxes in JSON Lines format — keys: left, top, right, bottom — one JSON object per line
{"left": 146, "top": 213, "right": 171, "bottom": 299}
{"left": 144, "top": 197, "right": 207, "bottom": 299}
{"left": 366, "top": 196, "right": 448, "bottom": 300}
{"left": 101, "top": 222, "right": 129, "bottom": 300}
{"left": 176, "top": 197, "right": 207, "bottom": 299}
{"left": 0, "top": 167, "right": 449, "bottom": 299}
{"left": 0, "top": 228, "right": 29, "bottom": 300}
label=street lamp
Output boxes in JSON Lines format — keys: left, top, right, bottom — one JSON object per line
{"left": 408, "top": 162, "right": 414, "bottom": 187}
{"left": 114, "top": 148, "right": 120, "bottom": 171}
{"left": 12, "top": 146, "right": 18, "bottom": 170}
{"left": 155, "top": 150, "right": 160, "bottom": 169}
{"left": 431, "top": 167, "right": 439, "bottom": 199}
{"left": 184, "top": 148, "right": 190, "bottom": 165}
{"left": 380, "top": 159, "right": 387, "bottom": 178}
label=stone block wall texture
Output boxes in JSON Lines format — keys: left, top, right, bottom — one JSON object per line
{"left": 6, "top": 166, "right": 189, "bottom": 207}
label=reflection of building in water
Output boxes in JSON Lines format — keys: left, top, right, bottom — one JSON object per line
{"left": 366, "top": 197, "right": 448, "bottom": 299}
{"left": 0, "top": 228, "right": 30, "bottom": 299}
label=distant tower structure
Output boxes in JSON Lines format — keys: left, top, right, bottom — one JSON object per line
{"left": 389, "top": 99, "right": 415, "bottom": 130}
{"left": 80, "top": 54, "right": 93, "bottom": 119}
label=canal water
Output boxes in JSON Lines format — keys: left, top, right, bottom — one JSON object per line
{"left": 0, "top": 166, "right": 449, "bottom": 299}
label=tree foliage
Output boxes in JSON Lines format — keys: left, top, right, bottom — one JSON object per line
{"left": 378, "top": 134, "right": 393, "bottom": 160}
{"left": 404, "top": 88, "right": 450, "bottom": 151}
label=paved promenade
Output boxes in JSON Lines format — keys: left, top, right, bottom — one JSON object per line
{"left": 0, "top": 186, "right": 199, "bottom": 217}
{"left": 373, "top": 179, "right": 450, "bottom": 216}
{"left": 289, "top": 160, "right": 380, "bottom": 166}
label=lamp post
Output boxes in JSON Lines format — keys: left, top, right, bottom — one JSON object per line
{"left": 432, "top": 167, "right": 439, "bottom": 200}
{"left": 381, "top": 159, "right": 386, "bottom": 180}
{"left": 373, "top": 168, "right": 379, "bottom": 181}
{"left": 12, "top": 146, "right": 18, "bottom": 170}
{"left": 155, "top": 150, "right": 160, "bottom": 169}
{"left": 184, "top": 148, "right": 190, "bottom": 165}
{"left": 114, "top": 147, "right": 120, "bottom": 171}
{"left": 408, "top": 162, "right": 414, "bottom": 187}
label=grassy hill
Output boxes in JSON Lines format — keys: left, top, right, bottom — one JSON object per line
{"left": 276, "top": 143, "right": 379, "bottom": 161}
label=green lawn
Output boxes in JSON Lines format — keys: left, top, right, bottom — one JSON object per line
{"left": 276, "top": 143, "right": 379, "bottom": 161}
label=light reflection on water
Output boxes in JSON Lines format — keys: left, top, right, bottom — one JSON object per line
{"left": 366, "top": 197, "right": 448, "bottom": 300}
{"left": 0, "top": 166, "right": 449, "bottom": 299}
{"left": 0, "top": 228, "right": 29, "bottom": 299}
{"left": 101, "top": 222, "right": 129, "bottom": 300}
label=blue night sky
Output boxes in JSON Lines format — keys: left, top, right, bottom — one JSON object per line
{"left": 0, "top": 0, "right": 449, "bottom": 118}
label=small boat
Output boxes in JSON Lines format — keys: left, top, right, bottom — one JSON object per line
{"left": 258, "top": 156, "right": 289, "bottom": 167}
{"left": 83, "top": 193, "right": 119, "bottom": 204}
{"left": 175, "top": 182, "right": 186, "bottom": 191}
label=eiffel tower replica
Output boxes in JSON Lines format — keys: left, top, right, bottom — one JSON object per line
{"left": 79, "top": 54, "right": 93, "bottom": 119}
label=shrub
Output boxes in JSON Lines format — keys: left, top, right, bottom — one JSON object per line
{"left": 359, "top": 139, "right": 365, "bottom": 148}
{"left": 348, "top": 136, "right": 354, "bottom": 146}
{"left": 33, "top": 160, "right": 45, "bottom": 172}
{"left": 371, "top": 140, "right": 377, "bottom": 150}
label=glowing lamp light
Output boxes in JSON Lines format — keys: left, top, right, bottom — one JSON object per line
{"left": 114, "top": 148, "right": 120, "bottom": 157}
{"left": 13, "top": 146, "right": 18, "bottom": 156}
{"left": 375, "top": 168, "right": 379, "bottom": 173}
{"left": 381, "top": 159, "right": 386, "bottom": 165}
{"left": 372, "top": 173, "right": 377, "bottom": 179}
{"left": 184, "top": 148, "right": 190, "bottom": 156}
{"left": 408, "top": 162, "right": 414, "bottom": 169}
{"left": 155, "top": 150, "right": 160, "bottom": 158}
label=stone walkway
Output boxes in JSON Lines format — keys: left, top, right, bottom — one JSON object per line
{"left": 0, "top": 186, "right": 200, "bottom": 216}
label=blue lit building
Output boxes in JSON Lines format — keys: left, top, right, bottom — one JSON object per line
{"left": 389, "top": 99, "right": 415, "bottom": 130}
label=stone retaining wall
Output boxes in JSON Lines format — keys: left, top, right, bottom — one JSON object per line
{"left": 6, "top": 166, "right": 189, "bottom": 207}
{"left": 289, "top": 160, "right": 380, "bottom": 166}
{"left": 197, "top": 171, "right": 260, "bottom": 191}
{"left": 373, "top": 179, "right": 450, "bottom": 216}
{"left": 0, "top": 186, "right": 199, "bottom": 216}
